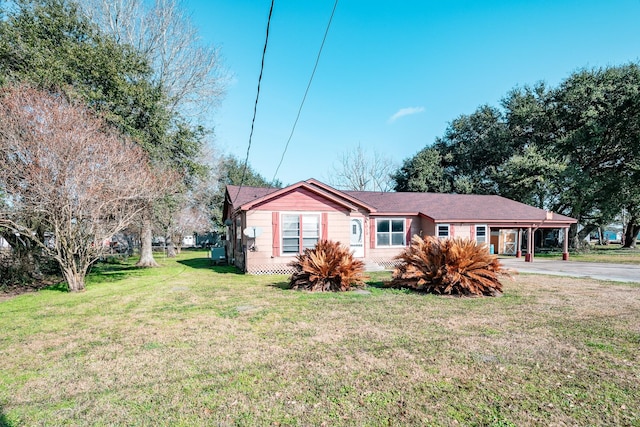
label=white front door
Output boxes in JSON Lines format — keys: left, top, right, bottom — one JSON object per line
{"left": 350, "top": 218, "right": 365, "bottom": 258}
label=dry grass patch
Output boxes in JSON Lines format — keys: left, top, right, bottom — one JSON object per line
{"left": 0, "top": 251, "right": 639, "bottom": 426}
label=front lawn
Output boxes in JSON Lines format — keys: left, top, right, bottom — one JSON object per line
{"left": 535, "top": 245, "right": 640, "bottom": 264}
{"left": 1, "top": 250, "right": 638, "bottom": 426}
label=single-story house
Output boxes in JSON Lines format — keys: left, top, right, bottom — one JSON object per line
{"left": 223, "top": 179, "right": 577, "bottom": 274}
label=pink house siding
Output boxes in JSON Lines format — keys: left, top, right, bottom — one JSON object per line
{"left": 366, "top": 215, "right": 421, "bottom": 268}
{"left": 251, "top": 187, "right": 348, "bottom": 212}
{"left": 242, "top": 210, "right": 352, "bottom": 274}
{"left": 271, "top": 212, "right": 280, "bottom": 257}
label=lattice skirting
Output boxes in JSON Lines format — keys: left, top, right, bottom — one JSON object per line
{"left": 247, "top": 258, "right": 402, "bottom": 275}
{"left": 247, "top": 264, "right": 295, "bottom": 275}
{"left": 368, "top": 258, "right": 402, "bottom": 270}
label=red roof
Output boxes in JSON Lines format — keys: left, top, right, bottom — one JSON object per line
{"left": 344, "top": 191, "right": 576, "bottom": 223}
{"left": 226, "top": 185, "right": 278, "bottom": 207}
{"left": 225, "top": 180, "right": 576, "bottom": 225}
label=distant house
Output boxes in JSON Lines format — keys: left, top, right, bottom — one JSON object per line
{"left": 223, "top": 179, "right": 577, "bottom": 274}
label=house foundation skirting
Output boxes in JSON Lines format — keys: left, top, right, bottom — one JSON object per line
{"left": 367, "top": 257, "right": 401, "bottom": 270}
{"left": 247, "top": 264, "right": 296, "bottom": 275}
{"left": 246, "top": 256, "right": 401, "bottom": 275}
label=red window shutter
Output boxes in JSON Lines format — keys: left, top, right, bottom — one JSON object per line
{"left": 450, "top": 224, "right": 455, "bottom": 237}
{"left": 405, "top": 218, "right": 412, "bottom": 245}
{"left": 321, "top": 213, "right": 328, "bottom": 241}
{"left": 370, "top": 218, "right": 376, "bottom": 248}
{"left": 272, "top": 212, "right": 280, "bottom": 257}
{"left": 470, "top": 224, "right": 475, "bottom": 240}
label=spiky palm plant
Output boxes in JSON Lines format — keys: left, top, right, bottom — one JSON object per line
{"left": 391, "top": 235, "right": 507, "bottom": 296}
{"left": 289, "top": 240, "right": 366, "bottom": 292}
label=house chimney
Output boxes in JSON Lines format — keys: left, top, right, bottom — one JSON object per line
{"left": 546, "top": 211, "right": 553, "bottom": 220}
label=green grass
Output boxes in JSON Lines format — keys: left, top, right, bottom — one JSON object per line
{"left": 1, "top": 250, "right": 639, "bottom": 426}
{"left": 534, "top": 245, "right": 640, "bottom": 264}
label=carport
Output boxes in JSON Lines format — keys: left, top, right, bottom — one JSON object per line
{"left": 486, "top": 211, "right": 577, "bottom": 262}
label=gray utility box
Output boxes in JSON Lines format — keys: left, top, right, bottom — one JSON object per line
{"left": 210, "top": 247, "right": 226, "bottom": 265}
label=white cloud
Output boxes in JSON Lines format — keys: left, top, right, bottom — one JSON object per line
{"left": 388, "top": 106, "right": 425, "bottom": 123}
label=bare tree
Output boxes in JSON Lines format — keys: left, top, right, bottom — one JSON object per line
{"left": 326, "top": 143, "right": 397, "bottom": 192}
{"left": 167, "top": 203, "right": 213, "bottom": 255}
{"left": 153, "top": 171, "right": 216, "bottom": 258}
{"left": 81, "top": 0, "right": 227, "bottom": 117}
{"left": 0, "top": 85, "right": 160, "bottom": 291}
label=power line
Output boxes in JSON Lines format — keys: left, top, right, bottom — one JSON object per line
{"left": 233, "top": 0, "right": 275, "bottom": 203}
{"left": 270, "top": 0, "right": 339, "bottom": 186}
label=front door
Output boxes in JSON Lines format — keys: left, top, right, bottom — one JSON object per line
{"left": 350, "top": 218, "right": 365, "bottom": 258}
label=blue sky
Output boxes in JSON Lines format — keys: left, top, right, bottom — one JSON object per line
{"left": 184, "top": 0, "right": 640, "bottom": 186}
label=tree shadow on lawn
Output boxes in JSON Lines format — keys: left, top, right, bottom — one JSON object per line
{"left": 269, "top": 281, "right": 292, "bottom": 290}
{"left": 85, "top": 264, "right": 153, "bottom": 287}
{"left": 364, "top": 279, "right": 389, "bottom": 289}
{"left": 177, "top": 257, "right": 241, "bottom": 274}
{"left": 0, "top": 406, "right": 13, "bottom": 427}
{"left": 269, "top": 279, "right": 390, "bottom": 292}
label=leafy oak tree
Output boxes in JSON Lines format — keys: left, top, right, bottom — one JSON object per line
{"left": 392, "top": 147, "right": 450, "bottom": 193}
{"left": 551, "top": 64, "right": 640, "bottom": 243}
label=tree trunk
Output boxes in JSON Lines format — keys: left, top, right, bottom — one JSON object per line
{"left": 597, "top": 227, "right": 604, "bottom": 245}
{"left": 166, "top": 232, "right": 176, "bottom": 258}
{"left": 576, "top": 223, "right": 596, "bottom": 241}
{"left": 63, "top": 267, "right": 85, "bottom": 292}
{"left": 137, "top": 206, "right": 159, "bottom": 267}
{"left": 622, "top": 215, "right": 639, "bottom": 248}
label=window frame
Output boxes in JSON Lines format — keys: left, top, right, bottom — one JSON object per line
{"left": 281, "top": 212, "right": 321, "bottom": 255}
{"left": 437, "top": 224, "right": 450, "bottom": 239}
{"left": 475, "top": 224, "right": 488, "bottom": 244}
{"left": 375, "top": 218, "right": 406, "bottom": 247}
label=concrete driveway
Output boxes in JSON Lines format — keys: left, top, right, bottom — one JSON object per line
{"left": 499, "top": 257, "right": 640, "bottom": 283}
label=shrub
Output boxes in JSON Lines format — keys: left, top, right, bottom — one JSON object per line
{"left": 289, "top": 240, "right": 366, "bottom": 291}
{"left": 390, "top": 235, "right": 508, "bottom": 296}
{"left": 0, "top": 249, "right": 62, "bottom": 292}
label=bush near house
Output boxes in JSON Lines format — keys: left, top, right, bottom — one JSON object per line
{"left": 289, "top": 240, "right": 366, "bottom": 291}
{"left": 391, "top": 236, "right": 508, "bottom": 296}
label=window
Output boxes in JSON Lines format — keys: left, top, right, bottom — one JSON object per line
{"left": 476, "top": 225, "right": 487, "bottom": 244}
{"left": 376, "top": 218, "right": 405, "bottom": 246}
{"left": 437, "top": 224, "right": 450, "bottom": 239}
{"left": 235, "top": 217, "right": 242, "bottom": 250}
{"left": 282, "top": 214, "right": 320, "bottom": 254}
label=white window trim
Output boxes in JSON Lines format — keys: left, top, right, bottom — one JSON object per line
{"left": 375, "top": 218, "right": 406, "bottom": 247}
{"left": 437, "top": 224, "right": 450, "bottom": 239}
{"left": 280, "top": 212, "right": 322, "bottom": 256}
{"left": 475, "top": 224, "right": 488, "bottom": 244}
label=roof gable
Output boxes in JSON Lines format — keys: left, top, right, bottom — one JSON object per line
{"left": 225, "top": 180, "right": 375, "bottom": 214}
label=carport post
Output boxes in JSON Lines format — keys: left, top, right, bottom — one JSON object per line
{"left": 562, "top": 227, "right": 569, "bottom": 260}
{"left": 516, "top": 228, "right": 522, "bottom": 258}
{"left": 525, "top": 227, "right": 533, "bottom": 262}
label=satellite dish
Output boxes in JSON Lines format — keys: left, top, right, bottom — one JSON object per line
{"left": 243, "top": 227, "right": 263, "bottom": 238}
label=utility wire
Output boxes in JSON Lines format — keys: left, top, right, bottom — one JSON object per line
{"left": 233, "top": 0, "right": 275, "bottom": 204}
{"left": 270, "top": 0, "right": 339, "bottom": 186}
